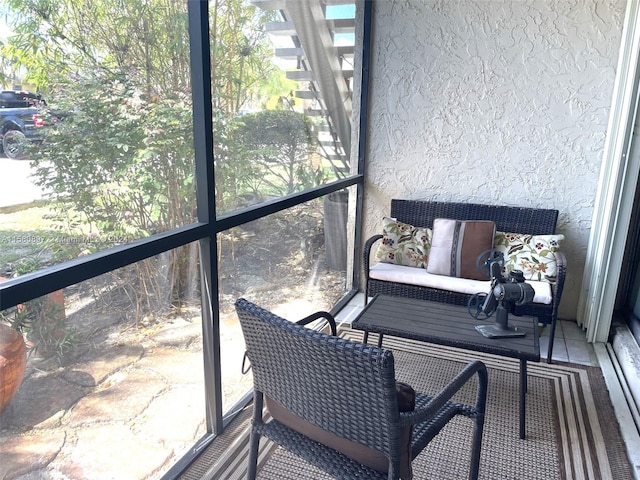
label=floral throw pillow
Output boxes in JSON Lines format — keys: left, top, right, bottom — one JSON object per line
{"left": 493, "top": 232, "right": 565, "bottom": 283}
{"left": 375, "top": 217, "right": 432, "bottom": 268}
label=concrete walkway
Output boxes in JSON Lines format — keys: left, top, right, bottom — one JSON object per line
{"left": 0, "top": 157, "right": 48, "bottom": 208}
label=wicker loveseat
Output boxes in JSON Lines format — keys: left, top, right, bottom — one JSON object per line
{"left": 363, "top": 199, "right": 567, "bottom": 363}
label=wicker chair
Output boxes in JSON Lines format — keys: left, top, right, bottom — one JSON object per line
{"left": 235, "top": 298, "right": 488, "bottom": 480}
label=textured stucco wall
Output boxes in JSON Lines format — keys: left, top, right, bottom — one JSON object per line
{"left": 363, "top": 0, "right": 625, "bottom": 320}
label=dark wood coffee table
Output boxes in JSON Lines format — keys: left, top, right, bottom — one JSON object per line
{"left": 352, "top": 294, "right": 540, "bottom": 439}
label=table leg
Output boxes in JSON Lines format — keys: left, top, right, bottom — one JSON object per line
{"left": 377, "top": 334, "right": 384, "bottom": 348}
{"left": 520, "top": 359, "right": 527, "bottom": 439}
{"left": 363, "top": 331, "right": 369, "bottom": 344}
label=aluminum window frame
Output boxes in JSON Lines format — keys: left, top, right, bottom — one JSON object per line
{"left": 0, "top": 1, "right": 372, "bottom": 477}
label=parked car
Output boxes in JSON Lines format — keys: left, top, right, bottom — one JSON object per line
{"left": 0, "top": 90, "right": 47, "bottom": 159}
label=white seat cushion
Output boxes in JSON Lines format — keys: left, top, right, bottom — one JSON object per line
{"left": 369, "top": 262, "right": 553, "bottom": 305}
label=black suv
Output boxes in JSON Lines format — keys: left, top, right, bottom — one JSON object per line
{"left": 0, "top": 90, "right": 46, "bottom": 108}
{"left": 0, "top": 90, "right": 47, "bottom": 159}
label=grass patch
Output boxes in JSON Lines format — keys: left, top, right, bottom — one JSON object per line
{"left": 0, "top": 201, "right": 86, "bottom": 274}
{"left": 0, "top": 199, "right": 50, "bottom": 215}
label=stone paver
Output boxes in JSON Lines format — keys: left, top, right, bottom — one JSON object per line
{"left": 66, "top": 367, "right": 166, "bottom": 427}
{"left": 59, "top": 424, "right": 172, "bottom": 480}
{"left": 4, "top": 374, "right": 88, "bottom": 430}
{"left": 0, "top": 431, "right": 64, "bottom": 479}
{"left": 0, "top": 318, "right": 207, "bottom": 480}
{"left": 76, "top": 344, "right": 145, "bottom": 385}
{"left": 135, "top": 384, "right": 206, "bottom": 444}
{"left": 137, "top": 347, "right": 204, "bottom": 385}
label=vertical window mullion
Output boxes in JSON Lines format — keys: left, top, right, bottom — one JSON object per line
{"left": 188, "top": 0, "right": 223, "bottom": 434}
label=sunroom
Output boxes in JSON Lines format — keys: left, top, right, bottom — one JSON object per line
{"left": 1, "top": 0, "right": 640, "bottom": 479}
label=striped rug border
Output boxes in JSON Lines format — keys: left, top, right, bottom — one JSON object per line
{"left": 340, "top": 329, "right": 623, "bottom": 480}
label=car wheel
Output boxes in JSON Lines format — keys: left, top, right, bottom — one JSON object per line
{"left": 3, "top": 130, "right": 27, "bottom": 159}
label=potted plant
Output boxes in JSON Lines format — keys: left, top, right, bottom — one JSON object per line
{"left": 0, "top": 319, "right": 27, "bottom": 413}
{"left": 9, "top": 257, "right": 71, "bottom": 358}
{"left": 0, "top": 259, "right": 73, "bottom": 413}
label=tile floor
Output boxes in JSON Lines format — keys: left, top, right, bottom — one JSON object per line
{"left": 543, "top": 316, "right": 598, "bottom": 365}
{"left": 335, "top": 293, "right": 597, "bottom": 366}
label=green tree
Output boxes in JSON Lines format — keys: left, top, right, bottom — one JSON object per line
{"left": 209, "top": 0, "right": 276, "bottom": 113}
{"left": 33, "top": 75, "right": 194, "bottom": 237}
{"left": 233, "top": 110, "right": 321, "bottom": 197}
{"left": 2, "top": 0, "right": 191, "bottom": 93}
{"left": 207, "top": 0, "right": 282, "bottom": 215}
{"left": 1, "top": 0, "right": 282, "bottom": 316}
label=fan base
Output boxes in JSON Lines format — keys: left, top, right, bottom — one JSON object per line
{"left": 476, "top": 324, "right": 526, "bottom": 339}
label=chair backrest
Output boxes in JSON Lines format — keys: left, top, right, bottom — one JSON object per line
{"left": 390, "top": 199, "right": 558, "bottom": 235}
{"left": 235, "top": 298, "right": 401, "bottom": 456}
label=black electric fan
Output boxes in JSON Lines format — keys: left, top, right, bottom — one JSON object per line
{"left": 468, "top": 250, "right": 535, "bottom": 339}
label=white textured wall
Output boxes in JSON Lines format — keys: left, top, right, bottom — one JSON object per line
{"left": 363, "top": 0, "right": 625, "bottom": 319}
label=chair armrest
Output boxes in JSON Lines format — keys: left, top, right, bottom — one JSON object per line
{"left": 363, "top": 235, "right": 383, "bottom": 306}
{"left": 400, "top": 360, "right": 488, "bottom": 427}
{"left": 363, "top": 234, "right": 383, "bottom": 279}
{"left": 296, "top": 311, "right": 337, "bottom": 336}
{"left": 553, "top": 250, "right": 566, "bottom": 292}
{"left": 551, "top": 250, "right": 567, "bottom": 317}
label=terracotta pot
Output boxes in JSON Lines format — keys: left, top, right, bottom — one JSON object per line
{"left": 47, "top": 289, "right": 66, "bottom": 317}
{"left": 0, "top": 323, "right": 27, "bottom": 413}
{"left": 0, "top": 277, "right": 66, "bottom": 359}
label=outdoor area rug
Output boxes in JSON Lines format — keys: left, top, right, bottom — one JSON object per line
{"left": 255, "top": 329, "right": 634, "bottom": 480}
